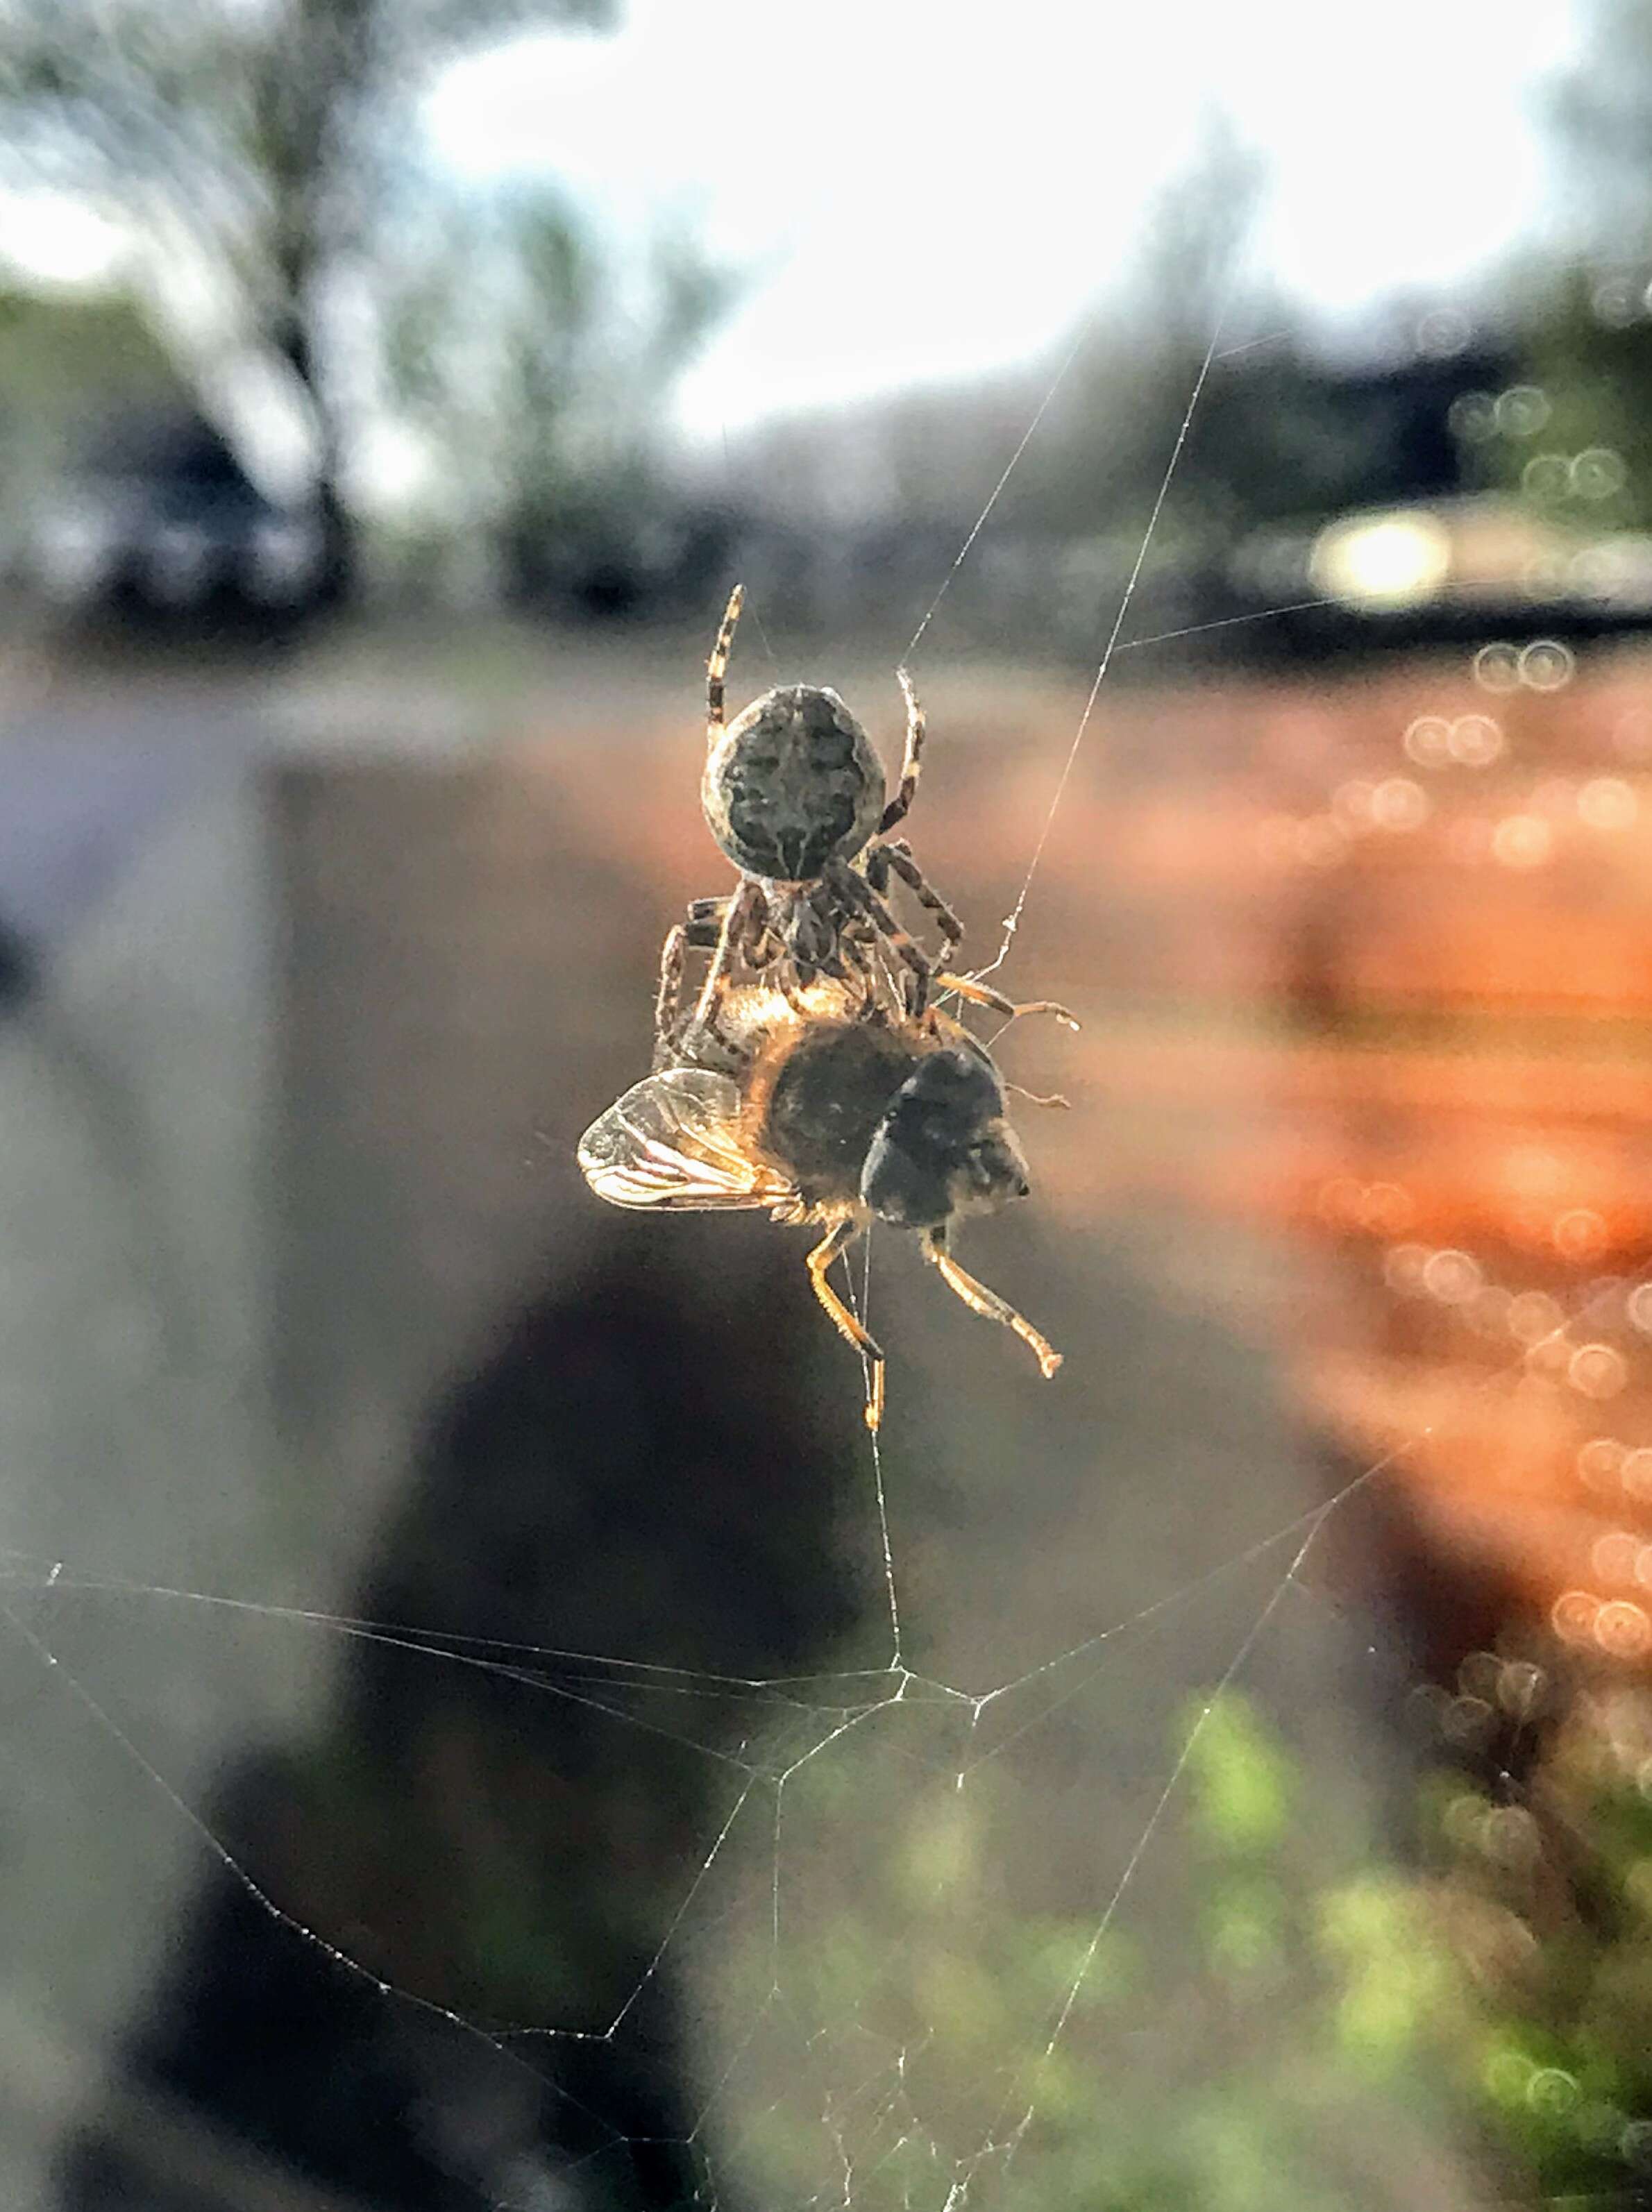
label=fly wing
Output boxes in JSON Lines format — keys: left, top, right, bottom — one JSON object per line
{"left": 577, "top": 1067, "right": 795, "bottom": 1211}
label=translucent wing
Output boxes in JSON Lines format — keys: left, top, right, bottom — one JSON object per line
{"left": 577, "top": 1067, "right": 796, "bottom": 1211}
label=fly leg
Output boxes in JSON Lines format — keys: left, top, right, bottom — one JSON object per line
{"left": 934, "top": 973, "right": 1079, "bottom": 1030}
{"left": 806, "top": 1217, "right": 886, "bottom": 1430}
{"left": 920, "top": 1225, "right": 1062, "bottom": 1380}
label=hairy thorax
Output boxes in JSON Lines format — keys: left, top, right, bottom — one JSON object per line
{"left": 750, "top": 1020, "right": 918, "bottom": 1206}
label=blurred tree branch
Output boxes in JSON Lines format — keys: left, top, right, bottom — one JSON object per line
{"left": 0, "top": 0, "right": 614, "bottom": 584}
{"left": 381, "top": 186, "right": 737, "bottom": 598}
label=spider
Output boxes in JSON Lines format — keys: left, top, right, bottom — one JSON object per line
{"left": 659, "top": 584, "right": 988, "bottom": 1054}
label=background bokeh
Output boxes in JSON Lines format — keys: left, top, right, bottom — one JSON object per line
{"left": 3, "top": 5, "right": 1652, "bottom": 2209}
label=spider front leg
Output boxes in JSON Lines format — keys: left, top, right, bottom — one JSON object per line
{"left": 866, "top": 837, "right": 964, "bottom": 965}
{"left": 707, "top": 583, "right": 743, "bottom": 739}
{"left": 920, "top": 1225, "right": 1063, "bottom": 1380}
{"left": 879, "top": 666, "right": 927, "bottom": 834}
{"left": 824, "top": 856, "right": 933, "bottom": 1015}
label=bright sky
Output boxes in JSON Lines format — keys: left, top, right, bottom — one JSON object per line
{"left": 425, "top": 0, "right": 1584, "bottom": 441}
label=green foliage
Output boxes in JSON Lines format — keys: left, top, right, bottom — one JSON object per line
{"left": 1447, "top": 265, "right": 1652, "bottom": 532}
{"left": 1182, "top": 1688, "right": 1292, "bottom": 1856}
{"left": 709, "top": 1678, "right": 1652, "bottom": 2211}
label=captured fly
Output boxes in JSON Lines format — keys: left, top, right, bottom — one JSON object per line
{"left": 579, "top": 977, "right": 1066, "bottom": 1429}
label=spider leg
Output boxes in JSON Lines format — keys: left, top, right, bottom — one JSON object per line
{"left": 775, "top": 956, "right": 818, "bottom": 1012}
{"left": 805, "top": 1217, "right": 886, "bottom": 1430}
{"left": 707, "top": 583, "right": 743, "bottom": 739}
{"left": 934, "top": 973, "right": 1080, "bottom": 1031}
{"left": 920, "top": 1226, "right": 1063, "bottom": 1380}
{"left": 653, "top": 904, "right": 736, "bottom": 1060}
{"left": 867, "top": 838, "right": 964, "bottom": 963}
{"left": 879, "top": 666, "right": 927, "bottom": 834}
{"left": 825, "top": 856, "right": 932, "bottom": 1016}
{"left": 691, "top": 876, "right": 766, "bottom": 1043}
{"left": 653, "top": 916, "right": 732, "bottom": 1064}
{"left": 654, "top": 925, "right": 688, "bottom": 1050}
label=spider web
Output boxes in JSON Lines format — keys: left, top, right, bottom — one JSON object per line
{"left": 0, "top": 75, "right": 1648, "bottom": 2212}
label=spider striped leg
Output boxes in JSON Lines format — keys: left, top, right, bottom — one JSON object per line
{"left": 921, "top": 1226, "right": 1063, "bottom": 1380}
{"left": 654, "top": 925, "right": 688, "bottom": 1050}
{"left": 691, "top": 875, "right": 764, "bottom": 1038}
{"left": 653, "top": 901, "right": 734, "bottom": 1059}
{"left": 707, "top": 582, "right": 744, "bottom": 738}
{"left": 805, "top": 1217, "right": 886, "bottom": 1430}
{"left": 879, "top": 666, "right": 927, "bottom": 834}
{"left": 867, "top": 838, "right": 964, "bottom": 962}
{"left": 824, "top": 856, "right": 932, "bottom": 1015}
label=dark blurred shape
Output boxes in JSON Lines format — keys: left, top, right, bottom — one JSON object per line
{"left": 0, "top": 913, "right": 40, "bottom": 1013}
{"left": 508, "top": 500, "right": 737, "bottom": 624}
{"left": 22, "top": 412, "right": 330, "bottom": 640}
{"left": 56, "top": 1235, "right": 864, "bottom": 2211}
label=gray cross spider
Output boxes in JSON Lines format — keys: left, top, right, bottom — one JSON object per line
{"left": 657, "top": 584, "right": 1032, "bottom": 1058}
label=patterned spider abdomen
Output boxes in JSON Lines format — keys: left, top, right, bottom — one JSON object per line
{"left": 702, "top": 684, "right": 885, "bottom": 884}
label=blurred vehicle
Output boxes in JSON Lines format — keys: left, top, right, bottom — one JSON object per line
{"left": 505, "top": 495, "right": 736, "bottom": 620}
{"left": 20, "top": 412, "right": 330, "bottom": 625}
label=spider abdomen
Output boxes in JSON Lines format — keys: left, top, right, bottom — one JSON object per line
{"left": 702, "top": 684, "right": 885, "bottom": 884}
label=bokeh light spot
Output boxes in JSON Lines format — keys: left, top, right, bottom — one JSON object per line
{"left": 1496, "top": 385, "right": 1551, "bottom": 437}
{"left": 1521, "top": 453, "right": 1571, "bottom": 502}
{"left": 1571, "top": 446, "right": 1628, "bottom": 499}
{"left": 1596, "top": 1601, "right": 1651, "bottom": 1658}
{"left": 1371, "top": 775, "right": 1429, "bottom": 829}
{"left": 1578, "top": 776, "right": 1637, "bottom": 830}
{"left": 1517, "top": 638, "right": 1574, "bottom": 691}
{"left": 1491, "top": 814, "right": 1551, "bottom": 868}
{"left": 1424, "top": 1249, "right": 1482, "bottom": 1303}
{"left": 1449, "top": 713, "right": 1504, "bottom": 766}
{"left": 1569, "top": 1343, "right": 1629, "bottom": 1399}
